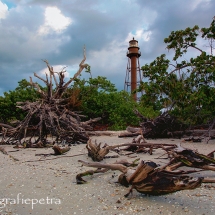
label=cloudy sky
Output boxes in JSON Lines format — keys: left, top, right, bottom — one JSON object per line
{"left": 0, "top": 0, "right": 214, "bottom": 95}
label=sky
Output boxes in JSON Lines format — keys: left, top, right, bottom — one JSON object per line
{"left": 0, "top": 0, "right": 214, "bottom": 96}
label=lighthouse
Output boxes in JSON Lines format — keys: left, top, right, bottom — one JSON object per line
{"left": 124, "top": 38, "right": 142, "bottom": 101}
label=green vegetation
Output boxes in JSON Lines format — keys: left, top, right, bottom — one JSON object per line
{"left": 64, "top": 72, "right": 158, "bottom": 130}
{"left": 139, "top": 18, "right": 215, "bottom": 126}
{"left": 0, "top": 79, "right": 40, "bottom": 123}
{"left": 0, "top": 74, "right": 158, "bottom": 130}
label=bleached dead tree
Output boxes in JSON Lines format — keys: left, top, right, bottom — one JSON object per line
{"left": 0, "top": 47, "right": 100, "bottom": 147}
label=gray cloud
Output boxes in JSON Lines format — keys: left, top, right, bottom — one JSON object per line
{"left": 0, "top": 0, "right": 214, "bottom": 95}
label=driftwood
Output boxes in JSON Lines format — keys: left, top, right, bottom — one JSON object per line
{"left": 118, "top": 126, "right": 141, "bottom": 138}
{"left": 170, "top": 129, "right": 215, "bottom": 140}
{"left": 86, "top": 139, "right": 121, "bottom": 161}
{"left": 207, "top": 150, "right": 215, "bottom": 158}
{"left": 118, "top": 132, "right": 140, "bottom": 138}
{"left": 134, "top": 110, "right": 187, "bottom": 139}
{"left": 87, "top": 131, "right": 121, "bottom": 136}
{"left": 134, "top": 109, "right": 215, "bottom": 141}
{"left": 0, "top": 146, "right": 8, "bottom": 155}
{"left": 86, "top": 139, "right": 109, "bottom": 161}
{"left": 164, "top": 146, "right": 215, "bottom": 171}
{"left": 0, "top": 47, "right": 100, "bottom": 147}
{"left": 86, "top": 137, "right": 177, "bottom": 161}
{"left": 77, "top": 145, "right": 215, "bottom": 196}
{"left": 183, "top": 137, "right": 202, "bottom": 142}
{"left": 52, "top": 145, "right": 71, "bottom": 155}
{"left": 78, "top": 159, "right": 203, "bottom": 196}
{"left": 0, "top": 146, "right": 19, "bottom": 161}
{"left": 76, "top": 159, "right": 140, "bottom": 185}
{"left": 76, "top": 168, "right": 109, "bottom": 184}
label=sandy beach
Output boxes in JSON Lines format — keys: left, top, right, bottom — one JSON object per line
{"left": 0, "top": 135, "right": 215, "bottom": 215}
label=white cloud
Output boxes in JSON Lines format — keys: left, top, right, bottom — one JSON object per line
{"left": 88, "top": 40, "right": 126, "bottom": 77}
{"left": 0, "top": 0, "right": 214, "bottom": 95}
{"left": 126, "top": 29, "right": 152, "bottom": 42}
{"left": 38, "top": 6, "right": 72, "bottom": 35}
{"left": 0, "top": 1, "right": 8, "bottom": 19}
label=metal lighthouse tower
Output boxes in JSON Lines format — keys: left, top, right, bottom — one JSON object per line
{"left": 124, "top": 38, "right": 142, "bottom": 101}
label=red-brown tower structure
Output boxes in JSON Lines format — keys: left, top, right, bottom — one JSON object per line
{"left": 124, "top": 37, "right": 142, "bottom": 101}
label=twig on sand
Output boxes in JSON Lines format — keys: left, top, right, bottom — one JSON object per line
{"left": 23, "top": 153, "right": 88, "bottom": 162}
{"left": 0, "top": 146, "right": 19, "bottom": 161}
{"left": 0, "top": 146, "right": 8, "bottom": 155}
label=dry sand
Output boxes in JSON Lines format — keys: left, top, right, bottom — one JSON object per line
{"left": 0, "top": 135, "right": 215, "bottom": 215}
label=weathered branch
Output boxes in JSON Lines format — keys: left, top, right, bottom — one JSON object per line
{"left": 33, "top": 72, "right": 48, "bottom": 85}
{"left": 29, "top": 77, "right": 46, "bottom": 98}
{"left": 63, "top": 46, "right": 88, "bottom": 90}
{"left": 78, "top": 160, "right": 128, "bottom": 174}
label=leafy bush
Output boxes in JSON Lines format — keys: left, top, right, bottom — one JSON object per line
{"left": 65, "top": 75, "right": 159, "bottom": 130}
{"left": 139, "top": 18, "right": 215, "bottom": 126}
{"left": 0, "top": 79, "right": 40, "bottom": 123}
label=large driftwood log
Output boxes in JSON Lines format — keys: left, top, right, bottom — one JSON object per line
{"left": 125, "top": 161, "right": 203, "bottom": 196}
{"left": 118, "top": 132, "right": 140, "bottom": 138}
{"left": 118, "top": 127, "right": 141, "bottom": 138}
{"left": 86, "top": 138, "right": 177, "bottom": 161}
{"left": 77, "top": 159, "right": 204, "bottom": 196}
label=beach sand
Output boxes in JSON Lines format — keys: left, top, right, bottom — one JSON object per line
{"left": 0, "top": 135, "right": 215, "bottom": 215}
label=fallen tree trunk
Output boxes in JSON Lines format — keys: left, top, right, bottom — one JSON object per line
{"left": 86, "top": 138, "right": 177, "bottom": 161}
{"left": 170, "top": 129, "right": 215, "bottom": 139}
{"left": 87, "top": 131, "right": 121, "bottom": 136}
{"left": 118, "top": 127, "right": 141, "bottom": 138}
{"left": 118, "top": 132, "right": 141, "bottom": 138}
